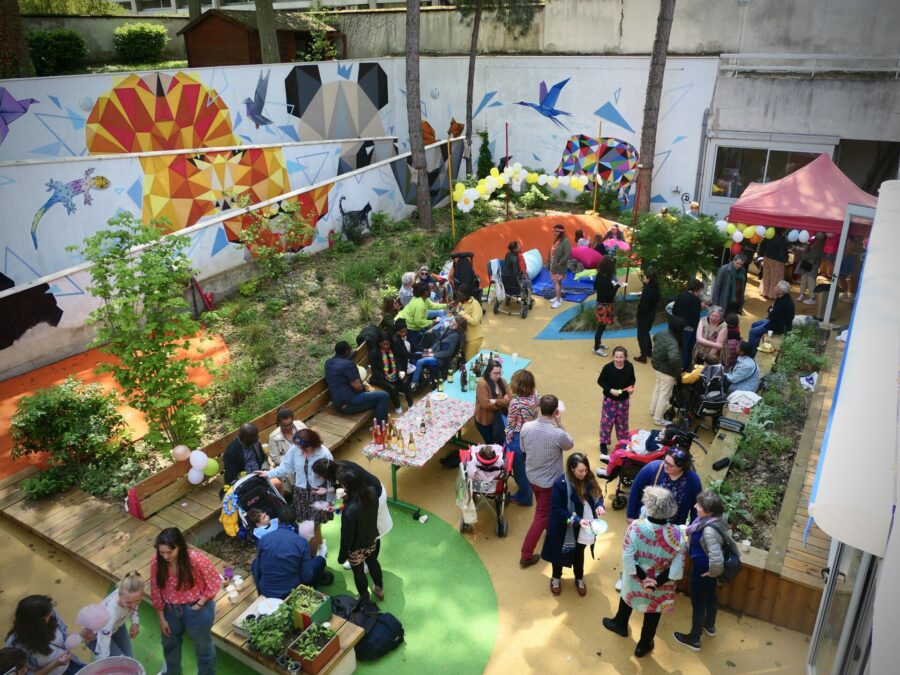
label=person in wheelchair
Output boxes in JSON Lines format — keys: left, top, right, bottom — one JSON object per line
{"left": 410, "top": 316, "right": 467, "bottom": 391}
{"left": 503, "top": 241, "right": 533, "bottom": 294}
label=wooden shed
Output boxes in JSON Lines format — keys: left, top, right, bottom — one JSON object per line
{"left": 177, "top": 9, "right": 346, "bottom": 68}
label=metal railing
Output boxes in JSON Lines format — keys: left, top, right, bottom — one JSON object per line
{"left": 719, "top": 53, "right": 900, "bottom": 78}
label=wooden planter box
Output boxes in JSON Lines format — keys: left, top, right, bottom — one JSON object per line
{"left": 287, "top": 626, "right": 341, "bottom": 675}
{"left": 291, "top": 586, "right": 332, "bottom": 629}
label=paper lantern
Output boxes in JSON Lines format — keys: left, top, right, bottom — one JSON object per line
{"left": 731, "top": 242, "right": 743, "bottom": 255}
{"left": 787, "top": 229, "right": 799, "bottom": 242}
{"left": 732, "top": 230, "right": 744, "bottom": 243}
{"left": 798, "top": 230, "right": 810, "bottom": 243}
{"left": 765, "top": 227, "right": 776, "bottom": 239}
{"left": 755, "top": 226, "right": 767, "bottom": 238}
{"left": 489, "top": 167, "right": 500, "bottom": 178}
{"left": 203, "top": 458, "right": 220, "bottom": 477}
{"left": 189, "top": 450, "right": 209, "bottom": 470}
{"left": 743, "top": 226, "right": 756, "bottom": 239}
{"left": 726, "top": 223, "right": 736, "bottom": 234}
{"left": 187, "top": 467, "right": 205, "bottom": 485}
{"left": 172, "top": 445, "right": 191, "bottom": 462}
{"left": 715, "top": 219, "right": 728, "bottom": 232}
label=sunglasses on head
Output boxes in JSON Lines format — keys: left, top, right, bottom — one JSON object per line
{"left": 293, "top": 437, "right": 312, "bottom": 447}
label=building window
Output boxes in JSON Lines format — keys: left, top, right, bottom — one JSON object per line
{"left": 710, "top": 147, "right": 819, "bottom": 199}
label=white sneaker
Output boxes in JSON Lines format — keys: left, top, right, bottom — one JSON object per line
{"left": 317, "top": 540, "right": 327, "bottom": 558}
{"left": 615, "top": 579, "right": 622, "bottom": 591}
{"left": 803, "top": 298, "right": 816, "bottom": 305}
{"left": 797, "top": 294, "right": 807, "bottom": 302}
{"left": 343, "top": 560, "right": 351, "bottom": 570}
{"left": 595, "top": 468, "right": 608, "bottom": 478}
{"left": 599, "top": 453, "right": 610, "bottom": 462}
{"left": 593, "top": 348, "right": 608, "bottom": 357}
{"left": 550, "top": 299, "right": 561, "bottom": 309}
{"left": 394, "top": 407, "right": 403, "bottom": 414}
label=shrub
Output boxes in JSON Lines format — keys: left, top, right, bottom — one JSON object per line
{"left": 749, "top": 485, "right": 779, "bottom": 518}
{"left": 26, "top": 29, "right": 86, "bottom": 76}
{"left": 476, "top": 130, "right": 494, "bottom": 179}
{"left": 776, "top": 328, "right": 826, "bottom": 375}
{"left": 113, "top": 23, "right": 169, "bottom": 63}
{"left": 519, "top": 185, "right": 549, "bottom": 209}
{"left": 707, "top": 479, "right": 752, "bottom": 524}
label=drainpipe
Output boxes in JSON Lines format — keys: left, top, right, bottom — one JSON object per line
{"left": 693, "top": 107, "right": 709, "bottom": 203}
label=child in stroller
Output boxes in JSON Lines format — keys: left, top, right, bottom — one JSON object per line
{"left": 665, "top": 363, "right": 728, "bottom": 432}
{"left": 227, "top": 473, "right": 288, "bottom": 538}
{"left": 457, "top": 444, "right": 513, "bottom": 537}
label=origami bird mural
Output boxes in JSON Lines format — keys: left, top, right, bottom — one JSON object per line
{"left": 0, "top": 87, "right": 38, "bottom": 146}
{"left": 243, "top": 70, "right": 273, "bottom": 129}
{"left": 31, "top": 168, "right": 110, "bottom": 248}
{"left": 514, "top": 78, "right": 573, "bottom": 130}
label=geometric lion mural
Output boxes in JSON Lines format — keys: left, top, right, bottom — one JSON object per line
{"left": 141, "top": 147, "right": 289, "bottom": 233}
{"left": 86, "top": 71, "right": 238, "bottom": 154}
{"left": 555, "top": 134, "right": 640, "bottom": 202}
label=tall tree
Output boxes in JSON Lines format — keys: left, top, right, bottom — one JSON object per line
{"left": 635, "top": 0, "right": 676, "bottom": 213}
{"left": 0, "top": 0, "right": 33, "bottom": 78}
{"left": 255, "top": 0, "right": 279, "bottom": 64}
{"left": 458, "top": 0, "right": 538, "bottom": 175}
{"left": 406, "top": 0, "right": 432, "bottom": 228}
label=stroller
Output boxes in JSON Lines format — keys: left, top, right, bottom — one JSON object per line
{"left": 456, "top": 445, "right": 513, "bottom": 537}
{"left": 665, "top": 364, "right": 728, "bottom": 433}
{"left": 603, "top": 425, "right": 706, "bottom": 510}
{"left": 486, "top": 259, "right": 534, "bottom": 319}
{"left": 229, "top": 473, "right": 288, "bottom": 534}
{"left": 450, "top": 251, "right": 482, "bottom": 304}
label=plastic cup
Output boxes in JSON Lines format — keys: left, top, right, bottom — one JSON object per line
{"left": 225, "top": 584, "right": 236, "bottom": 594}
{"left": 228, "top": 591, "right": 239, "bottom": 603}
{"left": 741, "top": 539, "right": 752, "bottom": 553}
{"left": 233, "top": 576, "right": 243, "bottom": 589}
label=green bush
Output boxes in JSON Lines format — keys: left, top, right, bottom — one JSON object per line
{"left": 26, "top": 29, "right": 86, "bottom": 76}
{"left": 776, "top": 328, "right": 826, "bottom": 375}
{"left": 519, "top": 185, "right": 550, "bottom": 209}
{"left": 113, "top": 23, "right": 169, "bottom": 63}
{"left": 749, "top": 485, "right": 779, "bottom": 518}
{"left": 476, "top": 131, "right": 494, "bottom": 179}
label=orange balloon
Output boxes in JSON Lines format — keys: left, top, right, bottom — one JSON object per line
{"left": 750, "top": 234, "right": 762, "bottom": 244}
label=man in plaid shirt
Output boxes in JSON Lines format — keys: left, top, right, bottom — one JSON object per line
{"left": 518, "top": 394, "right": 574, "bottom": 566}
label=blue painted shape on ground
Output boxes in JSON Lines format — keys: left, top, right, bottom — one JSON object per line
{"left": 535, "top": 298, "right": 670, "bottom": 341}
{"left": 593, "top": 101, "right": 634, "bottom": 133}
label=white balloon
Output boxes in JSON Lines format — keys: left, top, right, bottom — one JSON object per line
{"left": 787, "top": 229, "right": 799, "bottom": 242}
{"left": 755, "top": 225, "right": 767, "bottom": 237}
{"left": 715, "top": 220, "right": 728, "bottom": 232}
{"left": 187, "top": 468, "right": 205, "bottom": 485}
{"left": 798, "top": 230, "right": 810, "bottom": 243}
{"left": 732, "top": 230, "right": 744, "bottom": 242}
{"left": 189, "top": 450, "right": 209, "bottom": 470}
{"left": 537, "top": 174, "right": 547, "bottom": 186}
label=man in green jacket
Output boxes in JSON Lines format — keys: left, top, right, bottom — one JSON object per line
{"left": 650, "top": 315, "right": 685, "bottom": 425}
{"left": 396, "top": 281, "right": 447, "bottom": 351}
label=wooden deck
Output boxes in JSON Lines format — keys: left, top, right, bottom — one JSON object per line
{"left": 0, "top": 470, "right": 363, "bottom": 673}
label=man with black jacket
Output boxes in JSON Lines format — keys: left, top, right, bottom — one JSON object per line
{"left": 222, "top": 423, "right": 269, "bottom": 492}
{"left": 671, "top": 279, "right": 704, "bottom": 370}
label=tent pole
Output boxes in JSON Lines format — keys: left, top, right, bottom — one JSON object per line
{"left": 823, "top": 209, "right": 852, "bottom": 325}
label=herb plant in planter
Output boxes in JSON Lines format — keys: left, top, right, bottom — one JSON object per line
{"left": 287, "top": 623, "right": 340, "bottom": 674}
{"left": 245, "top": 603, "right": 292, "bottom": 658}
{"left": 286, "top": 585, "right": 332, "bottom": 629}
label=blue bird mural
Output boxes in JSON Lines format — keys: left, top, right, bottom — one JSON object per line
{"left": 243, "top": 70, "right": 273, "bottom": 129}
{"left": 514, "top": 78, "right": 573, "bottom": 129}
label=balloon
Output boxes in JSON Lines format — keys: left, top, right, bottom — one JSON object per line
{"left": 187, "top": 468, "right": 205, "bottom": 485}
{"left": 750, "top": 234, "right": 762, "bottom": 244}
{"left": 732, "top": 230, "right": 744, "bottom": 242}
{"left": 202, "top": 458, "right": 220, "bottom": 477}
{"left": 787, "top": 229, "right": 799, "bottom": 242}
{"left": 475, "top": 184, "right": 487, "bottom": 196}
{"left": 189, "top": 450, "right": 209, "bottom": 470}
{"left": 489, "top": 167, "right": 499, "bottom": 178}
{"left": 548, "top": 178, "right": 559, "bottom": 189}
{"left": 537, "top": 174, "right": 548, "bottom": 185}
{"left": 726, "top": 223, "right": 736, "bottom": 234}
{"left": 731, "top": 242, "right": 743, "bottom": 255}
{"left": 755, "top": 226, "right": 767, "bottom": 238}
{"left": 715, "top": 219, "right": 728, "bottom": 232}
{"left": 798, "top": 230, "right": 810, "bottom": 243}
{"left": 454, "top": 182, "right": 465, "bottom": 194}
{"left": 743, "top": 226, "right": 756, "bottom": 239}
{"left": 172, "top": 445, "right": 191, "bottom": 462}
{"left": 765, "top": 227, "right": 776, "bottom": 239}
{"left": 525, "top": 172, "right": 539, "bottom": 184}
{"left": 512, "top": 162, "right": 522, "bottom": 172}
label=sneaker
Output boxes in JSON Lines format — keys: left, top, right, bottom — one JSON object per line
{"left": 614, "top": 578, "right": 622, "bottom": 591}
{"left": 653, "top": 418, "right": 667, "bottom": 426}
{"left": 673, "top": 631, "right": 701, "bottom": 651}
{"left": 796, "top": 294, "right": 807, "bottom": 302}
{"left": 595, "top": 468, "right": 608, "bottom": 478}
{"left": 550, "top": 299, "right": 561, "bottom": 309}
{"left": 519, "top": 554, "right": 540, "bottom": 568}
{"left": 599, "top": 453, "right": 610, "bottom": 462}
{"left": 593, "top": 348, "right": 608, "bottom": 357}
{"left": 803, "top": 298, "right": 816, "bottom": 305}
{"left": 394, "top": 407, "right": 403, "bottom": 414}
{"left": 703, "top": 625, "right": 716, "bottom": 637}
{"left": 343, "top": 560, "right": 351, "bottom": 570}
{"left": 550, "top": 578, "right": 561, "bottom": 596}
{"left": 317, "top": 541, "right": 328, "bottom": 558}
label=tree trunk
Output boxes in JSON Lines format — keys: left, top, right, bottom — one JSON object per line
{"left": 0, "top": 0, "right": 33, "bottom": 78}
{"left": 406, "top": 0, "right": 433, "bottom": 229}
{"left": 464, "top": 0, "right": 483, "bottom": 176}
{"left": 636, "top": 0, "right": 677, "bottom": 213}
{"left": 255, "top": 0, "right": 280, "bottom": 64}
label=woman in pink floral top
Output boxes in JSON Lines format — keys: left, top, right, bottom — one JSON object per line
{"left": 150, "top": 528, "right": 220, "bottom": 675}
{"left": 506, "top": 369, "right": 540, "bottom": 506}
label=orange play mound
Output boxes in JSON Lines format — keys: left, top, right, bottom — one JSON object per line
{"left": 0, "top": 332, "right": 229, "bottom": 479}
{"left": 453, "top": 214, "right": 620, "bottom": 286}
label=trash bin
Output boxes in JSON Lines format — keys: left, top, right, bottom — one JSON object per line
{"left": 814, "top": 283, "right": 831, "bottom": 319}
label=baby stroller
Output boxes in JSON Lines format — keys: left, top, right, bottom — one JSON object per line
{"left": 665, "top": 364, "right": 728, "bottom": 433}
{"left": 604, "top": 426, "right": 706, "bottom": 510}
{"left": 456, "top": 445, "right": 513, "bottom": 537}
{"left": 450, "top": 251, "right": 482, "bottom": 304}
{"left": 230, "top": 473, "right": 288, "bottom": 533}
{"left": 486, "top": 259, "right": 534, "bottom": 319}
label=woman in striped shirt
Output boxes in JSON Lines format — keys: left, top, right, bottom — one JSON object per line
{"left": 150, "top": 528, "right": 220, "bottom": 675}
{"left": 505, "top": 369, "right": 540, "bottom": 506}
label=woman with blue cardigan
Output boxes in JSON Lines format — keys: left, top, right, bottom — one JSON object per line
{"left": 541, "top": 453, "right": 606, "bottom": 597}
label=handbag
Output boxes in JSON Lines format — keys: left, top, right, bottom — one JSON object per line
{"left": 456, "top": 470, "right": 478, "bottom": 524}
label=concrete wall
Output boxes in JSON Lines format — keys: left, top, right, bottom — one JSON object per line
{"left": 22, "top": 15, "right": 188, "bottom": 62}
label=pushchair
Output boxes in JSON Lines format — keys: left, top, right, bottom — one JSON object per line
{"left": 450, "top": 251, "right": 482, "bottom": 304}
{"left": 603, "top": 425, "right": 706, "bottom": 510}
{"left": 486, "top": 259, "right": 534, "bottom": 319}
{"left": 456, "top": 445, "right": 513, "bottom": 537}
{"left": 230, "top": 473, "right": 288, "bottom": 533}
{"left": 665, "top": 364, "right": 728, "bottom": 433}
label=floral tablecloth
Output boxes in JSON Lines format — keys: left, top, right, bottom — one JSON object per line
{"left": 363, "top": 392, "right": 475, "bottom": 468}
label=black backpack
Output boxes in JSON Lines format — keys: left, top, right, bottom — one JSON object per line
{"left": 330, "top": 594, "right": 404, "bottom": 661}
{"left": 707, "top": 521, "right": 743, "bottom": 584}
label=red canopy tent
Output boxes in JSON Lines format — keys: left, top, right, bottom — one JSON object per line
{"left": 727, "top": 153, "right": 877, "bottom": 234}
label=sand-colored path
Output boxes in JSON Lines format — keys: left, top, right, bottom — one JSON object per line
{"left": 0, "top": 332, "right": 229, "bottom": 479}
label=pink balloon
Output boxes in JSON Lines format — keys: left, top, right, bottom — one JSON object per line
{"left": 172, "top": 445, "right": 191, "bottom": 462}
